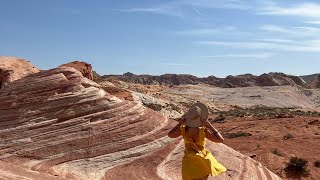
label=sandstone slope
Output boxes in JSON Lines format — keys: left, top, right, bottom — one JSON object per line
{"left": 0, "top": 56, "right": 39, "bottom": 88}
{"left": 60, "top": 61, "right": 93, "bottom": 80}
{"left": 0, "top": 65, "right": 280, "bottom": 179}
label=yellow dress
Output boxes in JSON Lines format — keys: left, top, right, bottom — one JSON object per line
{"left": 180, "top": 124, "right": 227, "bottom": 180}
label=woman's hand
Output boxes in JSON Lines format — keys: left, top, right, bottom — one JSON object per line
{"left": 202, "top": 118, "right": 224, "bottom": 143}
{"left": 168, "top": 116, "right": 185, "bottom": 138}
{"left": 201, "top": 118, "right": 210, "bottom": 127}
{"left": 178, "top": 117, "right": 186, "bottom": 124}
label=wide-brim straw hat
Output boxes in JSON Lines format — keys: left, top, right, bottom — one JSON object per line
{"left": 185, "top": 102, "right": 209, "bottom": 127}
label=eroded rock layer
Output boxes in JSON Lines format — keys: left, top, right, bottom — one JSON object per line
{"left": 0, "top": 56, "right": 39, "bottom": 88}
{"left": 60, "top": 61, "right": 93, "bottom": 80}
{"left": 0, "top": 66, "right": 281, "bottom": 180}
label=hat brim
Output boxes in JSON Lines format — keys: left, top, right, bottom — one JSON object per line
{"left": 185, "top": 102, "right": 209, "bottom": 127}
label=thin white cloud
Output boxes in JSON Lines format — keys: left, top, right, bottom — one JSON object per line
{"left": 117, "top": 0, "right": 259, "bottom": 18}
{"left": 175, "top": 26, "right": 236, "bottom": 35}
{"left": 260, "top": 25, "right": 293, "bottom": 34}
{"left": 305, "top": 21, "right": 320, "bottom": 24}
{"left": 201, "top": 53, "right": 274, "bottom": 59}
{"left": 259, "top": 25, "right": 320, "bottom": 37}
{"left": 195, "top": 40, "right": 320, "bottom": 52}
{"left": 182, "top": 0, "right": 255, "bottom": 10}
{"left": 192, "top": 8, "right": 202, "bottom": 16}
{"left": 117, "top": 6, "right": 184, "bottom": 18}
{"left": 260, "top": 3, "right": 320, "bottom": 19}
{"left": 164, "top": 63, "right": 191, "bottom": 67}
{"left": 256, "top": 38, "right": 298, "bottom": 44}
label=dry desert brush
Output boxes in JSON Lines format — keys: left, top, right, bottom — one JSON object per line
{"left": 285, "top": 157, "right": 309, "bottom": 177}
{"left": 225, "top": 131, "right": 252, "bottom": 139}
{"left": 283, "top": 133, "right": 294, "bottom": 140}
{"left": 272, "top": 148, "right": 284, "bottom": 157}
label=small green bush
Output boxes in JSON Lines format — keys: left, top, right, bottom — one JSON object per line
{"left": 285, "top": 157, "right": 309, "bottom": 176}
{"left": 92, "top": 71, "right": 103, "bottom": 82}
{"left": 272, "top": 148, "right": 284, "bottom": 157}
{"left": 283, "top": 133, "right": 294, "bottom": 140}
{"left": 225, "top": 132, "right": 252, "bottom": 139}
{"left": 214, "top": 114, "right": 226, "bottom": 122}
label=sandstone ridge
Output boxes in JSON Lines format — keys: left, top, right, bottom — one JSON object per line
{"left": 0, "top": 56, "right": 39, "bottom": 89}
{"left": 60, "top": 61, "right": 94, "bottom": 80}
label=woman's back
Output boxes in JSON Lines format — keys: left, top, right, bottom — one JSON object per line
{"left": 181, "top": 125, "right": 206, "bottom": 152}
{"left": 185, "top": 127, "right": 200, "bottom": 142}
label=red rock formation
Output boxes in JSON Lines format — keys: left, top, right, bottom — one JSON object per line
{"left": 0, "top": 56, "right": 39, "bottom": 88}
{"left": 101, "top": 86, "right": 134, "bottom": 101}
{"left": 60, "top": 61, "right": 93, "bottom": 80}
{"left": 0, "top": 66, "right": 281, "bottom": 179}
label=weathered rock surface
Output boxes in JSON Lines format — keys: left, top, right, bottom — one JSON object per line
{"left": 0, "top": 56, "right": 39, "bottom": 88}
{"left": 0, "top": 66, "right": 281, "bottom": 179}
{"left": 131, "top": 91, "right": 184, "bottom": 119}
{"left": 60, "top": 61, "right": 93, "bottom": 80}
{"left": 256, "top": 73, "right": 304, "bottom": 86}
{"left": 103, "top": 72, "right": 305, "bottom": 88}
{"left": 304, "top": 74, "right": 320, "bottom": 89}
{"left": 165, "top": 84, "right": 319, "bottom": 109}
{"left": 300, "top": 73, "right": 320, "bottom": 83}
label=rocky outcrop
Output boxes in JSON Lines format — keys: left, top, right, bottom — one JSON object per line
{"left": 0, "top": 56, "right": 39, "bottom": 88}
{"left": 216, "top": 74, "right": 257, "bottom": 88}
{"left": 300, "top": 73, "right": 320, "bottom": 83}
{"left": 304, "top": 74, "right": 320, "bottom": 88}
{"left": 0, "top": 66, "right": 281, "bottom": 179}
{"left": 257, "top": 73, "right": 300, "bottom": 86}
{"left": 131, "top": 91, "right": 184, "bottom": 119}
{"left": 60, "top": 61, "right": 93, "bottom": 80}
{"left": 101, "top": 86, "right": 134, "bottom": 101}
{"left": 0, "top": 66, "right": 169, "bottom": 179}
{"left": 104, "top": 72, "right": 305, "bottom": 88}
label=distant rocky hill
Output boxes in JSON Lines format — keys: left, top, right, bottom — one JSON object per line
{"left": 301, "top": 74, "right": 320, "bottom": 88}
{"left": 103, "top": 72, "right": 306, "bottom": 88}
{"left": 300, "top": 73, "right": 320, "bottom": 82}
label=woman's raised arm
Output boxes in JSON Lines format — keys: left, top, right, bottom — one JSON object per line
{"left": 202, "top": 119, "right": 224, "bottom": 143}
{"left": 168, "top": 117, "right": 185, "bottom": 138}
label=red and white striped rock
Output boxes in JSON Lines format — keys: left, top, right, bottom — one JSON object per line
{"left": 0, "top": 66, "right": 281, "bottom": 180}
{"left": 0, "top": 56, "right": 39, "bottom": 88}
{"left": 59, "top": 61, "right": 93, "bottom": 80}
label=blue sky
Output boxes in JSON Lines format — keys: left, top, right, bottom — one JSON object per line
{"left": 1, "top": 0, "right": 320, "bottom": 77}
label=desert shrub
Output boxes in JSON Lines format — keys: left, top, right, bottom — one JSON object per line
{"left": 285, "top": 157, "right": 309, "bottom": 176}
{"left": 92, "top": 71, "right": 103, "bottom": 82}
{"left": 272, "top": 148, "right": 284, "bottom": 157}
{"left": 314, "top": 160, "right": 320, "bottom": 168}
{"left": 283, "top": 133, "right": 294, "bottom": 140}
{"left": 214, "top": 114, "right": 226, "bottom": 122}
{"left": 225, "top": 131, "right": 252, "bottom": 138}
{"left": 144, "top": 103, "right": 162, "bottom": 111}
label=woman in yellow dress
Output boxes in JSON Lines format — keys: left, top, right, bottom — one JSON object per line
{"left": 168, "top": 102, "right": 227, "bottom": 180}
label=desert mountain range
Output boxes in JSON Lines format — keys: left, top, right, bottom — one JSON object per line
{"left": 0, "top": 56, "right": 319, "bottom": 179}
{"left": 103, "top": 71, "right": 320, "bottom": 88}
